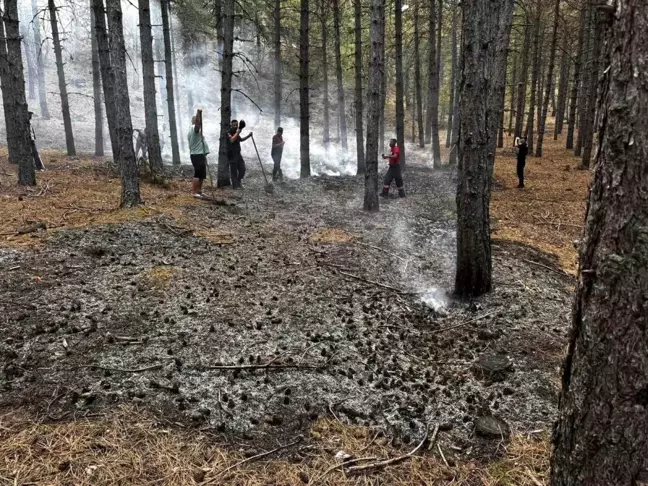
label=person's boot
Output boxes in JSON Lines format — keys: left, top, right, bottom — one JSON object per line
{"left": 398, "top": 188, "right": 406, "bottom": 198}
{"left": 380, "top": 188, "right": 389, "bottom": 198}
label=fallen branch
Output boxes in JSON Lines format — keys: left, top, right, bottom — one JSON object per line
{"left": 347, "top": 424, "right": 438, "bottom": 473}
{"left": 338, "top": 270, "right": 410, "bottom": 294}
{"left": 77, "top": 364, "right": 163, "bottom": 373}
{"left": 355, "top": 241, "right": 407, "bottom": 262}
{"left": 522, "top": 258, "right": 571, "bottom": 277}
{"left": 207, "top": 438, "right": 301, "bottom": 483}
{"left": 311, "top": 456, "right": 379, "bottom": 485}
{"left": 431, "top": 311, "right": 497, "bottom": 333}
{"left": 204, "top": 363, "right": 320, "bottom": 371}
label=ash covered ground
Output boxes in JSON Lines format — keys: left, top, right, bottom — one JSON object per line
{"left": 0, "top": 151, "right": 571, "bottom": 457}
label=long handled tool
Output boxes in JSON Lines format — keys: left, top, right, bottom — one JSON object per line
{"left": 250, "top": 133, "right": 274, "bottom": 194}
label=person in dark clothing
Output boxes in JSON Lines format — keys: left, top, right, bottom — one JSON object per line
{"left": 271, "top": 127, "right": 284, "bottom": 181}
{"left": 227, "top": 119, "right": 252, "bottom": 189}
{"left": 515, "top": 136, "right": 529, "bottom": 188}
{"left": 381, "top": 139, "right": 405, "bottom": 198}
{"left": 28, "top": 112, "right": 45, "bottom": 171}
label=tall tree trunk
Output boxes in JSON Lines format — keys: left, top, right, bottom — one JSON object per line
{"left": 566, "top": 0, "right": 587, "bottom": 150}
{"left": 575, "top": 4, "right": 592, "bottom": 156}
{"left": 321, "top": 1, "right": 330, "bottom": 151}
{"left": 273, "top": 0, "right": 281, "bottom": 129}
{"left": 1, "top": 0, "right": 36, "bottom": 185}
{"left": 299, "top": 0, "right": 310, "bottom": 177}
{"left": 48, "top": 0, "right": 76, "bottom": 156}
{"left": 426, "top": 0, "right": 441, "bottom": 165}
{"left": 486, "top": 0, "right": 515, "bottom": 165}
{"left": 378, "top": 5, "right": 386, "bottom": 152}
{"left": 106, "top": 0, "right": 140, "bottom": 207}
{"left": 161, "top": 0, "right": 180, "bottom": 165}
{"left": 413, "top": 0, "right": 425, "bottom": 148}
{"left": 168, "top": 13, "right": 185, "bottom": 153}
{"left": 354, "top": 0, "right": 365, "bottom": 174}
{"left": 535, "top": 0, "right": 560, "bottom": 157}
{"left": 394, "top": 0, "right": 405, "bottom": 168}
{"left": 514, "top": 14, "right": 531, "bottom": 139}
{"left": 90, "top": 4, "right": 104, "bottom": 157}
{"left": 524, "top": 0, "right": 541, "bottom": 153}
{"left": 579, "top": 10, "right": 601, "bottom": 170}
{"left": 455, "top": 0, "right": 514, "bottom": 297}
{"left": 138, "top": 0, "right": 163, "bottom": 175}
{"left": 445, "top": 0, "right": 457, "bottom": 147}
{"left": 332, "top": 0, "right": 348, "bottom": 154}
{"left": 20, "top": 21, "right": 36, "bottom": 100}
{"left": 507, "top": 43, "right": 518, "bottom": 135}
{"left": 550, "top": 0, "right": 648, "bottom": 481}
{"left": 448, "top": 14, "right": 461, "bottom": 166}
{"left": 436, "top": 0, "right": 442, "bottom": 100}
{"left": 30, "top": 0, "right": 49, "bottom": 119}
{"left": 554, "top": 26, "right": 570, "bottom": 138}
{"left": 217, "top": 0, "right": 234, "bottom": 187}
{"left": 364, "top": 0, "right": 383, "bottom": 212}
{"left": 497, "top": 108, "right": 505, "bottom": 148}
{"left": 92, "top": 0, "right": 118, "bottom": 158}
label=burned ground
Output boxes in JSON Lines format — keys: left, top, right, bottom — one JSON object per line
{"left": 0, "top": 149, "right": 573, "bottom": 475}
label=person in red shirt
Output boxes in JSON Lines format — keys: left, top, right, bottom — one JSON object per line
{"left": 381, "top": 139, "right": 405, "bottom": 198}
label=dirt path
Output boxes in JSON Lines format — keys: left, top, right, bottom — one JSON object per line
{"left": 0, "top": 150, "right": 572, "bottom": 460}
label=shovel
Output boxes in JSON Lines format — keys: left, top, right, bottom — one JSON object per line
{"left": 250, "top": 133, "right": 274, "bottom": 194}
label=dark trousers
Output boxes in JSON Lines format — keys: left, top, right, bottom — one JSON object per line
{"left": 31, "top": 140, "right": 44, "bottom": 171}
{"left": 272, "top": 153, "right": 283, "bottom": 181}
{"left": 516, "top": 157, "right": 526, "bottom": 186}
{"left": 383, "top": 164, "right": 403, "bottom": 189}
{"left": 229, "top": 155, "right": 246, "bottom": 188}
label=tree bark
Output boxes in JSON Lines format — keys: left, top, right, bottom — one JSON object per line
{"left": 507, "top": 43, "right": 518, "bottom": 135}
{"left": 448, "top": 14, "right": 461, "bottom": 166}
{"left": 48, "top": 0, "right": 76, "bottom": 156}
{"left": 168, "top": 13, "right": 185, "bottom": 153}
{"left": 579, "top": 9, "right": 601, "bottom": 170}
{"left": 514, "top": 13, "right": 531, "bottom": 140}
{"left": 378, "top": 5, "right": 386, "bottom": 152}
{"left": 138, "top": 0, "right": 163, "bottom": 175}
{"left": 426, "top": 0, "right": 441, "bottom": 165}
{"left": 217, "top": 0, "right": 234, "bottom": 187}
{"left": 394, "top": 0, "right": 405, "bottom": 168}
{"left": 414, "top": 0, "right": 425, "bottom": 149}
{"left": 486, "top": 0, "right": 514, "bottom": 166}
{"left": 273, "top": 0, "right": 281, "bottom": 129}
{"left": 1, "top": 0, "right": 36, "bottom": 185}
{"left": 566, "top": 0, "right": 587, "bottom": 150}
{"left": 550, "top": 0, "right": 648, "bottom": 482}
{"left": 20, "top": 20, "right": 36, "bottom": 100}
{"left": 524, "top": 0, "right": 541, "bottom": 153}
{"left": 92, "top": 0, "right": 118, "bottom": 159}
{"left": 364, "top": 0, "right": 383, "bottom": 212}
{"left": 445, "top": 0, "right": 458, "bottom": 148}
{"left": 332, "top": 0, "right": 348, "bottom": 154}
{"left": 160, "top": 0, "right": 180, "bottom": 166}
{"left": 535, "top": 0, "right": 560, "bottom": 157}
{"left": 354, "top": 0, "right": 365, "bottom": 174}
{"left": 436, "top": 0, "right": 443, "bottom": 102}
{"left": 30, "top": 0, "right": 49, "bottom": 119}
{"left": 321, "top": 1, "right": 330, "bottom": 151}
{"left": 575, "top": 4, "right": 592, "bottom": 156}
{"left": 90, "top": 4, "right": 104, "bottom": 157}
{"left": 299, "top": 0, "right": 310, "bottom": 177}
{"left": 554, "top": 26, "right": 570, "bottom": 138}
{"left": 455, "top": 0, "right": 514, "bottom": 297}
{"left": 106, "top": 0, "right": 140, "bottom": 207}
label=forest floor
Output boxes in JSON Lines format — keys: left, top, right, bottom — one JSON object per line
{"left": 0, "top": 133, "right": 590, "bottom": 485}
